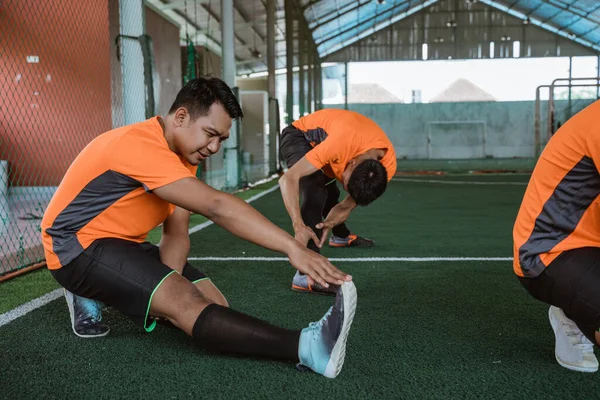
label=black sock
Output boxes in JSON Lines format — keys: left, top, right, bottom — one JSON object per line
{"left": 298, "top": 240, "right": 321, "bottom": 276}
{"left": 307, "top": 239, "right": 321, "bottom": 254}
{"left": 332, "top": 224, "right": 351, "bottom": 239}
{"left": 192, "top": 304, "right": 301, "bottom": 362}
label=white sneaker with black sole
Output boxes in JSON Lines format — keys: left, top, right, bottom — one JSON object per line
{"left": 548, "top": 305, "right": 598, "bottom": 373}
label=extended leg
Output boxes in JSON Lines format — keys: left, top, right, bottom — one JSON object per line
{"left": 150, "top": 272, "right": 358, "bottom": 378}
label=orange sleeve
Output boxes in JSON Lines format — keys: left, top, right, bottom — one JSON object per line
{"left": 385, "top": 159, "right": 396, "bottom": 182}
{"left": 585, "top": 134, "right": 600, "bottom": 173}
{"left": 305, "top": 135, "right": 346, "bottom": 170}
{"left": 110, "top": 131, "right": 196, "bottom": 191}
{"left": 382, "top": 151, "right": 397, "bottom": 182}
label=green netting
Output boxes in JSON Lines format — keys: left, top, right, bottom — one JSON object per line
{"left": 183, "top": 36, "right": 198, "bottom": 85}
{"left": 0, "top": 0, "right": 115, "bottom": 275}
{"left": 0, "top": 1, "right": 278, "bottom": 276}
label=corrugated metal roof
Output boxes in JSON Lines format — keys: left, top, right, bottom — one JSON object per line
{"left": 479, "top": 0, "right": 600, "bottom": 52}
{"left": 302, "top": 0, "right": 438, "bottom": 57}
{"left": 146, "top": 0, "right": 287, "bottom": 76}
{"left": 302, "top": 0, "right": 600, "bottom": 58}
{"left": 324, "top": 0, "right": 596, "bottom": 62}
{"left": 148, "top": 0, "right": 600, "bottom": 75}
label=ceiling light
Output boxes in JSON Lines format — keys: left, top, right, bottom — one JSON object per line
{"left": 250, "top": 48, "right": 262, "bottom": 59}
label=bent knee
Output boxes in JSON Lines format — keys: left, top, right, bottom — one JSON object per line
{"left": 212, "top": 294, "right": 229, "bottom": 308}
{"left": 204, "top": 289, "right": 228, "bottom": 308}
{"left": 151, "top": 276, "right": 210, "bottom": 322}
{"left": 194, "top": 280, "right": 229, "bottom": 308}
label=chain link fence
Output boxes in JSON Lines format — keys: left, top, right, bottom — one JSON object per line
{"left": 0, "top": 0, "right": 279, "bottom": 276}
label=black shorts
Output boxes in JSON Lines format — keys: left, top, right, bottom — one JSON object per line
{"left": 279, "top": 125, "right": 336, "bottom": 187}
{"left": 50, "top": 238, "right": 207, "bottom": 332}
{"left": 280, "top": 125, "right": 312, "bottom": 169}
{"left": 518, "top": 247, "right": 600, "bottom": 343}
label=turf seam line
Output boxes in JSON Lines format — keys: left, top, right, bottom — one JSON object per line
{"left": 398, "top": 172, "right": 531, "bottom": 177}
{"left": 188, "top": 256, "right": 513, "bottom": 262}
{"left": 189, "top": 184, "right": 280, "bottom": 234}
{"left": 0, "top": 184, "right": 281, "bottom": 328}
{"left": 393, "top": 178, "right": 527, "bottom": 186}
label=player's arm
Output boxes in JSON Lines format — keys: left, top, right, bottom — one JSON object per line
{"left": 316, "top": 195, "right": 357, "bottom": 247}
{"left": 153, "top": 178, "right": 351, "bottom": 287}
{"left": 278, "top": 156, "right": 323, "bottom": 247}
{"left": 159, "top": 206, "right": 191, "bottom": 273}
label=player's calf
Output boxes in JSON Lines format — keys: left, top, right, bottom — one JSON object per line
{"left": 155, "top": 271, "right": 358, "bottom": 378}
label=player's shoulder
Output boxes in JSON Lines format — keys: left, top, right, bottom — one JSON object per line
{"left": 123, "top": 118, "right": 162, "bottom": 138}
{"left": 299, "top": 108, "right": 339, "bottom": 122}
{"left": 109, "top": 118, "right": 164, "bottom": 147}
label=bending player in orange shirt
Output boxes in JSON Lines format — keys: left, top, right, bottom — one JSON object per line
{"left": 513, "top": 100, "right": 600, "bottom": 373}
{"left": 41, "top": 77, "right": 356, "bottom": 379}
{"left": 279, "top": 109, "right": 397, "bottom": 295}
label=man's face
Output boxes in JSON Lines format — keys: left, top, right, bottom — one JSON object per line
{"left": 173, "top": 103, "right": 232, "bottom": 165}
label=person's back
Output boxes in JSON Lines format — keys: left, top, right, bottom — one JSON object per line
{"left": 291, "top": 109, "right": 396, "bottom": 182}
{"left": 513, "top": 100, "right": 600, "bottom": 278}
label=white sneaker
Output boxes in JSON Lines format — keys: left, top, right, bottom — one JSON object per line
{"left": 548, "top": 305, "right": 598, "bottom": 372}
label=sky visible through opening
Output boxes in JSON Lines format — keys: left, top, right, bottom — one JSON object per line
{"left": 344, "top": 56, "right": 599, "bottom": 103}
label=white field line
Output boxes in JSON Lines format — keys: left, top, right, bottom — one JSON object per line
{"left": 188, "top": 256, "right": 512, "bottom": 262}
{"left": 393, "top": 178, "right": 527, "bottom": 186}
{"left": 0, "top": 289, "right": 63, "bottom": 327}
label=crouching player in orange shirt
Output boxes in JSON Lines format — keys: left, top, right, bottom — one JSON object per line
{"left": 513, "top": 100, "right": 600, "bottom": 373}
{"left": 279, "top": 109, "right": 396, "bottom": 295}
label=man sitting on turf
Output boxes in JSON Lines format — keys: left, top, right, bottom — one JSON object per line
{"left": 279, "top": 108, "right": 396, "bottom": 295}
{"left": 41, "top": 76, "right": 356, "bottom": 379}
{"left": 513, "top": 99, "right": 600, "bottom": 373}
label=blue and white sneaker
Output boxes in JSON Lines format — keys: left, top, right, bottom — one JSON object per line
{"left": 64, "top": 290, "right": 110, "bottom": 338}
{"left": 297, "top": 281, "right": 357, "bottom": 378}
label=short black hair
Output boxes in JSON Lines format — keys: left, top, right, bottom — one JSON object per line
{"left": 347, "top": 159, "right": 388, "bottom": 206}
{"left": 168, "top": 76, "right": 243, "bottom": 121}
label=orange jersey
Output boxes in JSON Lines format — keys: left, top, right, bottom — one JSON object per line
{"left": 292, "top": 109, "right": 397, "bottom": 181}
{"left": 41, "top": 117, "right": 197, "bottom": 270}
{"left": 513, "top": 100, "right": 600, "bottom": 278}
